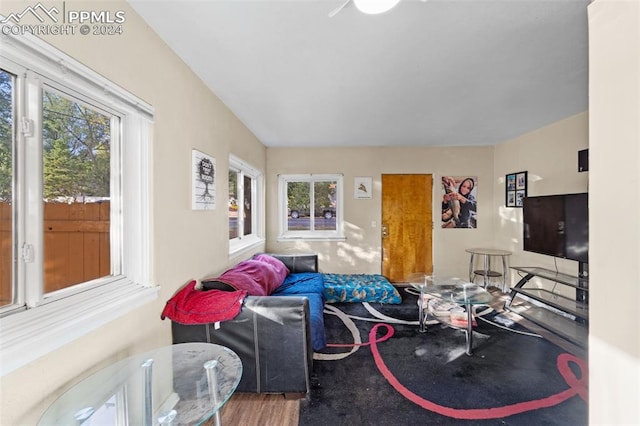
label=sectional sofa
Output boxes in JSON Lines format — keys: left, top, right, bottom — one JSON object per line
{"left": 164, "top": 253, "right": 325, "bottom": 398}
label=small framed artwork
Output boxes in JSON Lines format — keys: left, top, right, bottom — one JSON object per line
{"left": 506, "top": 171, "right": 527, "bottom": 208}
{"left": 192, "top": 149, "right": 216, "bottom": 210}
{"left": 354, "top": 177, "right": 372, "bottom": 199}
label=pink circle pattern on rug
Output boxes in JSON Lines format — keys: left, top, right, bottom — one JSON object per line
{"left": 335, "top": 323, "right": 590, "bottom": 420}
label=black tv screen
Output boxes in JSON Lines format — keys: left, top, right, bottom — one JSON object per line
{"left": 523, "top": 193, "right": 588, "bottom": 263}
{"left": 564, "top": 193, "right": 589, "bottom": 263}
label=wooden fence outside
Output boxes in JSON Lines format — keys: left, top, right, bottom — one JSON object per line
{"left": 0, "top": 202, "right": 110, "bottom": 305}
{"left": 0, "top": 203, "right": 11, "bottom": 306}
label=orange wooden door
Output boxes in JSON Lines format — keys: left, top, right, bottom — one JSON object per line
{"left": 381, "top": 174, "right": 433, "bottom": 282}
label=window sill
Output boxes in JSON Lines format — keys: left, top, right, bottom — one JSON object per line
{"left": 229, "top": 236, "right": 265, "bottom": 258}
{"left": 277, "top": 235, "right": 346, "bottom": 242}
{"left": 0, "top": 279, "right": 158, "bottom": 377}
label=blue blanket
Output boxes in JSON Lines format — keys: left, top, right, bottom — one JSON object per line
{"left": 272, "top": 273, "right": 327, "bottom": 351}
{"left": 275, "top": 272, "right": 325, "bottom": 295}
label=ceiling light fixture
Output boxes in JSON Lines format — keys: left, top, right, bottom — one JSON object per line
{"left": 353, "top": 0, "right": 401, "bottom": 15}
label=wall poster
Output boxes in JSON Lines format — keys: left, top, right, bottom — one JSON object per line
{"left": 441, "top": 175, "right": 478, "bottom": 228}
{"left": 192, "top": 149, "right": 216, "bottom": 210}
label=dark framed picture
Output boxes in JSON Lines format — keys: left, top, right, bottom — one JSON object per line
{"left": 506, "top": 171, "right": 527, "bottom": 207}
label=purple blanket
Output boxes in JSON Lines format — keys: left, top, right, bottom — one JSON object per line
{"left": 216, "top": 254, "right": 290, "bottom": 296}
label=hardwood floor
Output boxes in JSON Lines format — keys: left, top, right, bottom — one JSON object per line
{"left": 214, "top": 393, "right": 300, "bottom": 426}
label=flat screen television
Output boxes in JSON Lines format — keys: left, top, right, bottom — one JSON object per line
{"left": 523, "top": 193, "right": 588, "bottom": 263}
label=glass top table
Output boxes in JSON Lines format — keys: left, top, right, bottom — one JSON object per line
{"left": 408, "top": 274, "right": 493, "bottom": 355}
{"left": 465, "top": 248, "right": 512, "bottom": 291}
{"left": 39, "top": 343, "right": 242, "bottom": 426}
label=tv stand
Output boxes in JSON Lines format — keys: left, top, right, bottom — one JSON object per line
{"left": 505, "top": 266, "right": 588, "bottom": 347}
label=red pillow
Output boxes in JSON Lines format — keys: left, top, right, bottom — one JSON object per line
{"left": 161, "top": 280, "right": 247, "bottom": 324}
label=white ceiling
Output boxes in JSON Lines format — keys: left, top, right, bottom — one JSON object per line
{"left": 128, "top": 0, "right": 589, "bottom": 148}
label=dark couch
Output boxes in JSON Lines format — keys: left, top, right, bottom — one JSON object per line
{"left": 171, "top": 253, "right": 324, "bottom": 398}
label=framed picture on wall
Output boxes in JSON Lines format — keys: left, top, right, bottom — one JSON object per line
{"left": 506, "top": 171, "right": 527, "bottom": 208}
{"left": 354, "top": 177, "right": 372, "bottom": 199}
{"left": 441, "top": 175, "right": 478, "bottom": 228}
{"left": 192, "top": 149, "right": 216, "bottom": 210}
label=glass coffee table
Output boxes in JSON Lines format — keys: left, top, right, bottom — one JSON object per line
{"left": 39, "top": 343, "right": 242, "bottom": 426}
{"left": 409, "top": 274, "right": 493, "bottom": 356}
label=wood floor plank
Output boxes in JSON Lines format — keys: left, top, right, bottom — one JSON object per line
{"left": 213, "top": 393, "right": 300, "bottom": 426}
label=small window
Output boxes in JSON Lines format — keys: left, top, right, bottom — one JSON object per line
{"left": 228, "top": 155, "right": 263, "bottom": 255}
{"left": 278, "top": 174, "right": 344, "bottom": 240}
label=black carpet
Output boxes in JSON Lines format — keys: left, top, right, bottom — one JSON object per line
{"left": 299, "top": 288, "right": 588, "bottom": 426}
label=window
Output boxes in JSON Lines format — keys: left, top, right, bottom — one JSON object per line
{"left": 0, "top": 70, "right": 14, "bottom": 309}
{"left": 228, "top": 155, "right": 263, "bottom": 255}
{"left": 41, "top": 89, "right": 113, "bottom": 294}
{"left": 278, "top": 174, "right": 344, "bottom": 240}
{"left": 0, "top": 32, "right": 156, "bottom": 375}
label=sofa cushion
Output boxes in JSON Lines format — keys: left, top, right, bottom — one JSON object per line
{"left": 161, "top": 280, "right": 247, "bottom": 324}
{"left": 269, "top": 253, "right": 318, "bottom": 273}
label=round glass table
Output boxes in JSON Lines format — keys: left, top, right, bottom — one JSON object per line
{"left": 465, "top": 247, "right": 512, "bottom": 291}
{"left": 38, "top": 343, "right": 242, "bottom": 426}
{"left": 409, "top": 275, "right": 493, "bottom": 355}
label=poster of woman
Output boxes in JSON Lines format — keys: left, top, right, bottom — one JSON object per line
{"left": 441, "top": 176, "right": 478, "bottom": 228}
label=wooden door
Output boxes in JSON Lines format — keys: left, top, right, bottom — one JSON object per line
{"left": 381, "top": 174, "right": 433, "bottom": 282}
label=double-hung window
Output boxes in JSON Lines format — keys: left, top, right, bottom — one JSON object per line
{"left": 0, "top": 32, "right": 156, "bottom": 375}
{"left": 228, "top": 155, "right": 263, "bottom": 255}
{"left": 278, "top": 174, "right": 344, "bottom": 240}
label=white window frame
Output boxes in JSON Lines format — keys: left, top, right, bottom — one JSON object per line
{"left": 228, "top": 155, "right": 264, "bottom": 256}
{"left": 278, "top": 174, "right": 345, "bottom": 241}
{"left": 0, "top": 30, "right": 157, "bottom": 376}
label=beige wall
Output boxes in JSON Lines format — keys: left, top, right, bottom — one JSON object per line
{"left": 266, "top": 112, "right": 588, "bottom": 282}
{"left": 493, "top": 112, "right": 589, "bottom": 295}
{"left": 0, "top": 1, "right": 265, "bottom": 425}
{"left": 1, "top": 0, "right": 637, "bottom": 424}
{"left": 266, "top": 146, "right": 496, "bottom": 279}
{"left": 588, "top": 0, "right": 640, "bottom": 424}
